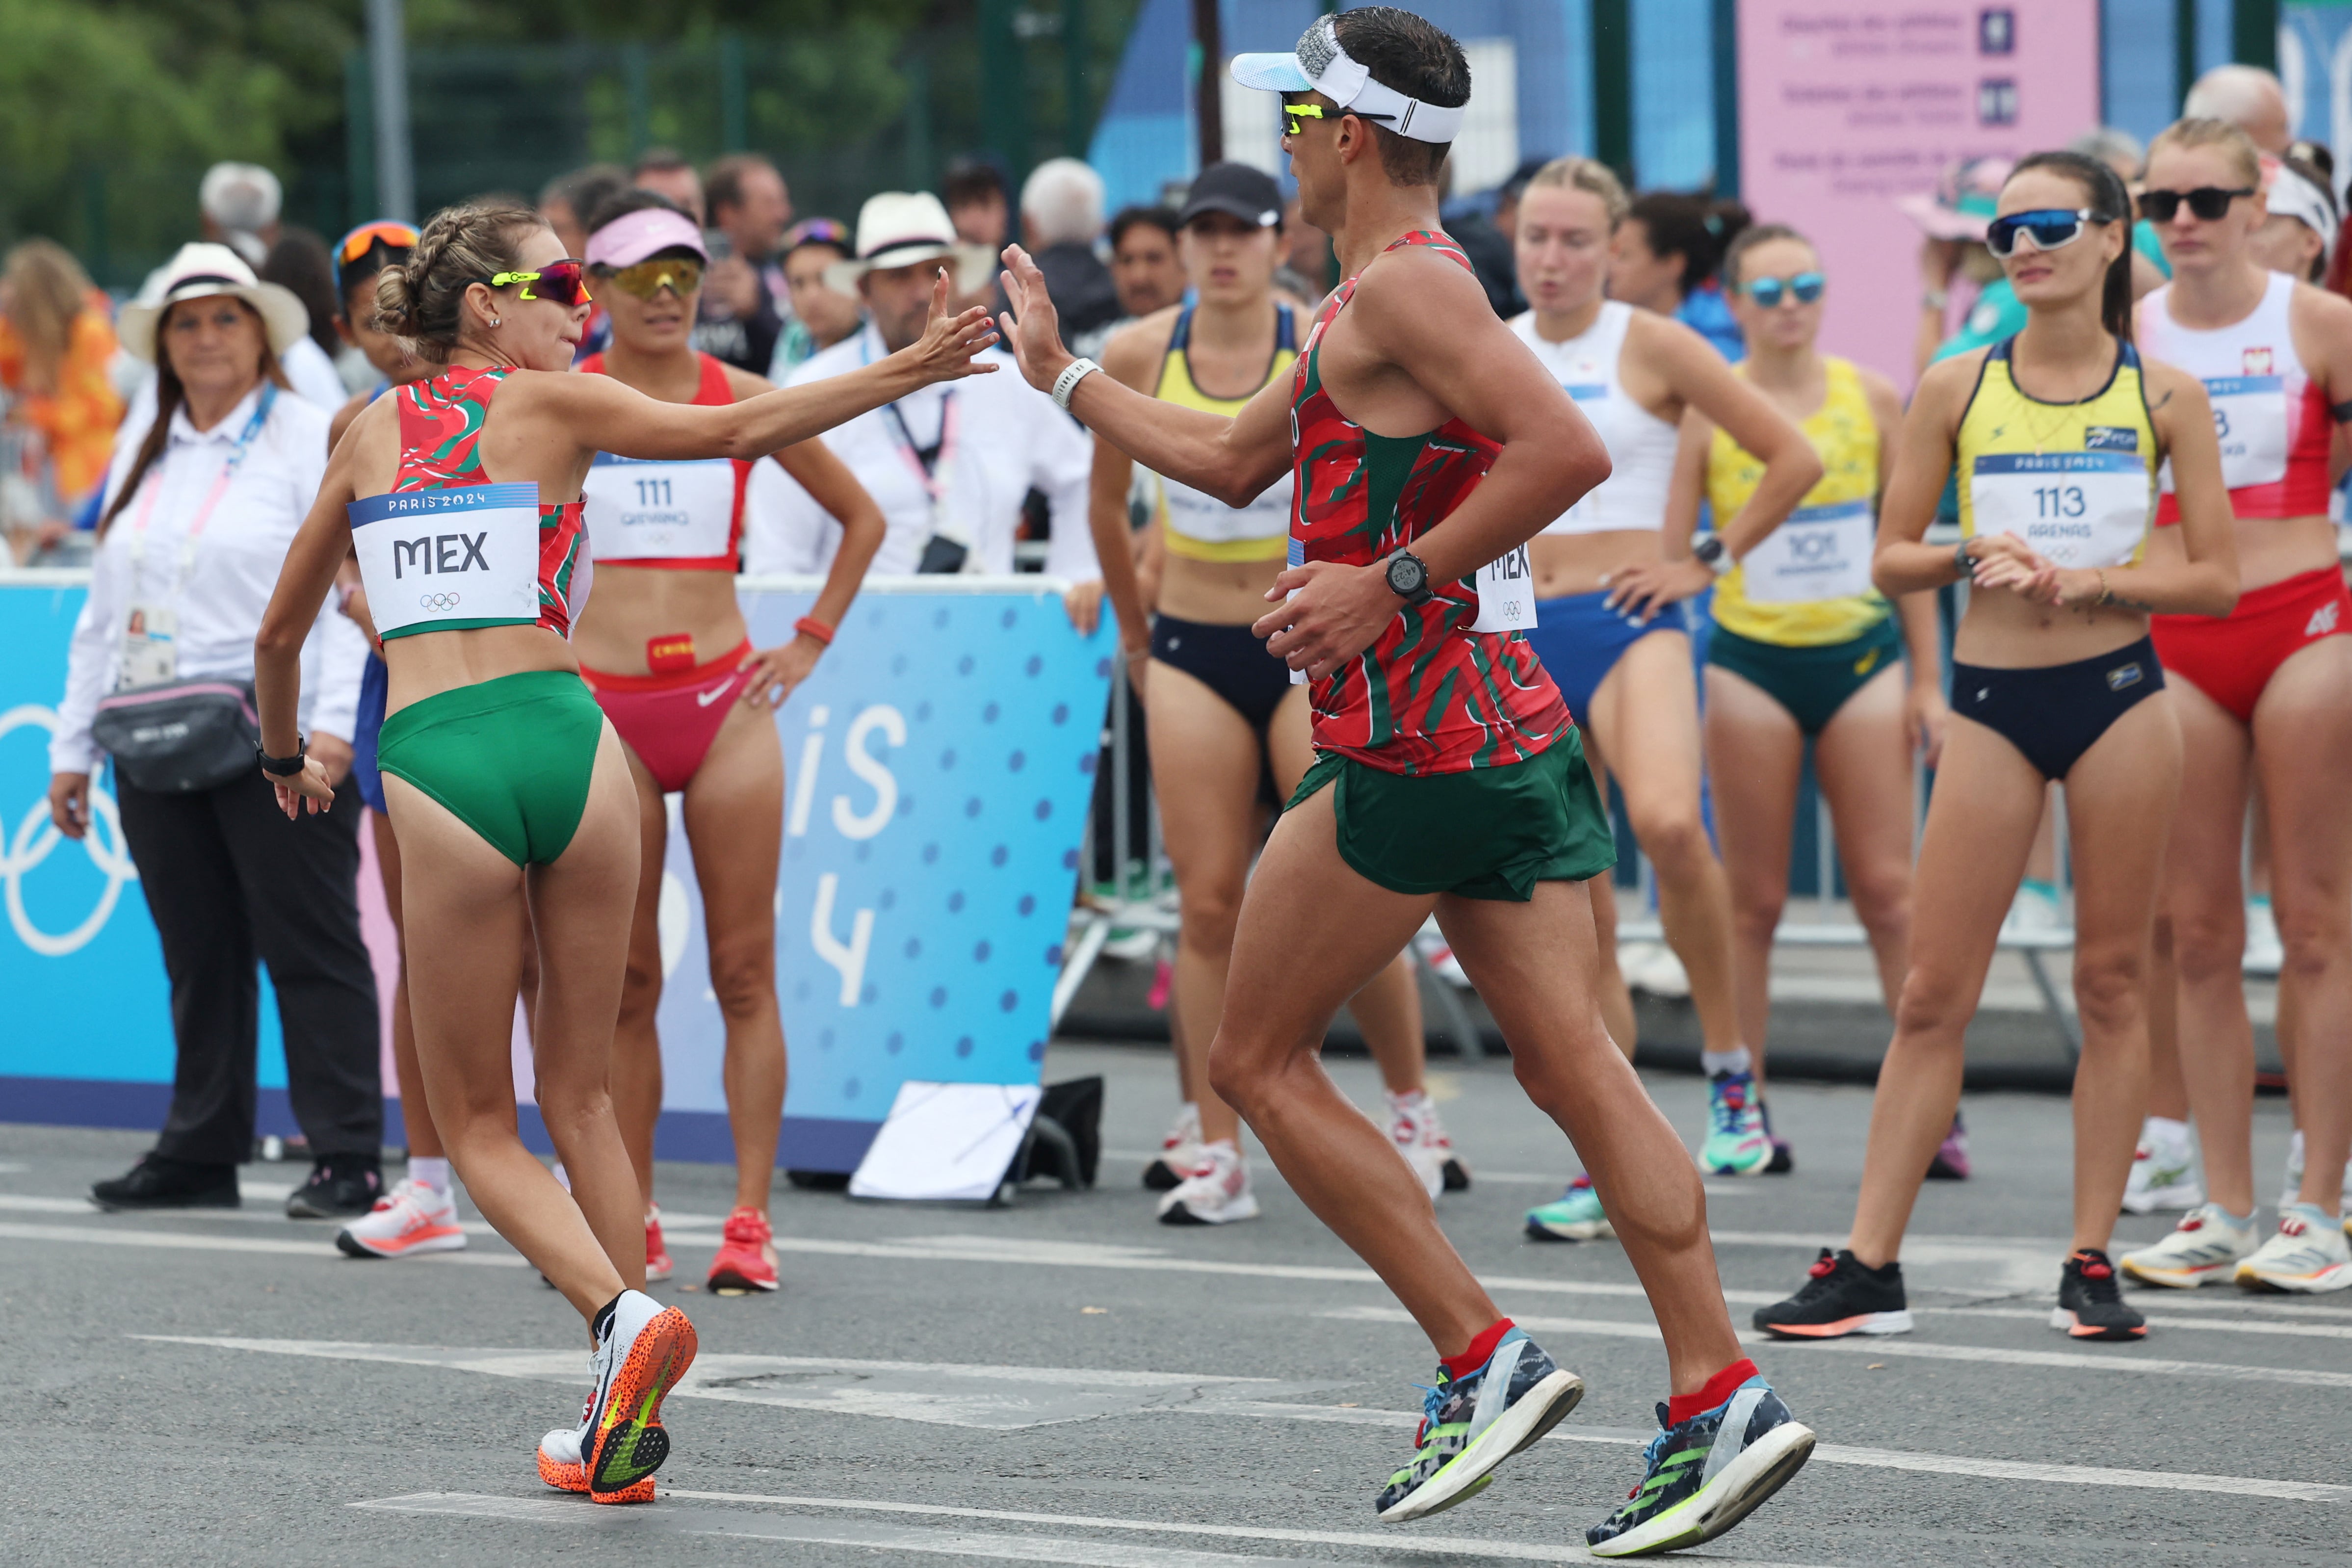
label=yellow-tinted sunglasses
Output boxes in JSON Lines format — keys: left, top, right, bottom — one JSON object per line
{"left": 1281, "top": 100, "right": 1328, "bottom": 137}
{"left": 602, "top": 258, "right": 705, "bottom": 300}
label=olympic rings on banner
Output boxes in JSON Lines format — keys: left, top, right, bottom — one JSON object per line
{"left": 0, "top": 705, "right": 139, "bottom": 957}
{"left": 419, "top": 592, "right": 463, "bottom": 611}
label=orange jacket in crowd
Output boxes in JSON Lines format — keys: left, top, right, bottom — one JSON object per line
{"left": 0, "top": 296, "right": 125, "bottom": 507}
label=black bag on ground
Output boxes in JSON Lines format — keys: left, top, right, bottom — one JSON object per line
{"left": 92, "top": 677, "right": 262, "bottom": 793}
{"left": 1013, "top": 1075, "right": 1102, "bottom": 1188}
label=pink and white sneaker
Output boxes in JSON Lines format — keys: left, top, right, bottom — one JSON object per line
{"left": 1156, "top": 1140, "right": 1260, "bottom": 1226}
{"left": 645, "top": 1207, "right": 674, "bottom": 1284}
{"left": 335, "top": 1177, "right": 466, "bottom": 1259}
{"left": 1387, "top": 1089, "right": 1471, "bottom": 1199}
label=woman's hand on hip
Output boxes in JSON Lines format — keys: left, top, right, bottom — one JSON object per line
{"left": 48, "top": 773, "right": 90, "bottom": 840}
{"left": 1600, "top": 558, "right": 1711, "bottom": 622}
{"left": 740, "top": 636, "right": 822, "bottom": 711}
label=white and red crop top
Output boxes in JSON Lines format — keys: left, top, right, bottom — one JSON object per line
{"left": 577, "top": 351, "right": 752, "bottom": 569}
{"left": 2141, "top": 271, "right": 2333, "bottom": 523}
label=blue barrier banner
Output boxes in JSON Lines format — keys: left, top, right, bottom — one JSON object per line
{"left": 0, "top": 574, "right": 1109, "bottom": 1176}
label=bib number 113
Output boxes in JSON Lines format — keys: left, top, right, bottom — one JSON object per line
{"left": 2034, "top": 484, "right": 2087, "bottom": 519}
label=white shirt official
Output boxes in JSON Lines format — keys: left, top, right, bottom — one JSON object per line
{"left": 742, "top": 325, "right": 1099, "bottom": 583}
{"left": 52, "top": 383, "right": 369, "bottom": 774}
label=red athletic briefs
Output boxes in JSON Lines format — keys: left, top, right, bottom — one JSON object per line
{"left": 2150, "top": 567, "right": 2351, "bottom": 725}
{"left": 580, "top": 639, "right": 758, "bottom": 791}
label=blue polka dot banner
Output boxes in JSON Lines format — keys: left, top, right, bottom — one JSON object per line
{"left": 650, "top": 581, "right": 1114, "bottom": 1174}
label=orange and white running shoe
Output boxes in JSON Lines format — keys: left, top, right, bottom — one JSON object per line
{"left": 539, "top": 1289, "right": 697, "bottom": 1504}
{"left": 706, "top": 1206, "right": 780, "bottom": 1294}
{"left": 645, "top": 1208, "right": 674, "bottom": 1284}
{"left": 335, "top": 1178, "right": 466, "bottom": 1259}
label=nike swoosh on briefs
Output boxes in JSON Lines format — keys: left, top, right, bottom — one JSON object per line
{"left": 696, "top": 682, "right": 735, "bottom": 707}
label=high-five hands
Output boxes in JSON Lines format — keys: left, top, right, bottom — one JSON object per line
{"left": 908, "top": 267, "right": 1002, "bottom": 383}
{"left": 996, "top": 245, "right": 1074, "bottom": 394}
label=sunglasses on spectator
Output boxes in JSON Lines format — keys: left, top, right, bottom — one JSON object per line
{"left": 482, "top": 260, "right": 594, "bottom": 307}
{"left": 1985, "top": 208, "right": 2110, "bottom": 258}
{"left": 332, "top": 221, "right": 419, "bottom": 292}
{"left": 1740, "top": 272, "right": 1825, "bottom": 308}
{"left": 601, "top": 259, "right": 704, "bottom": 300}
{"left": 2137, "top": 186, "right": 2257, "bottom": 224}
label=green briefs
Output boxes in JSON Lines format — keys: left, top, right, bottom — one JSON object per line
{"left": 376, "top": 669, "right": 604, "bottom": 866}
{"left": 1706, "top": 615, "right": 1901, "bottom": 738}
{"left": 1284, "top": 729, "right": 1617, "bottom": 901}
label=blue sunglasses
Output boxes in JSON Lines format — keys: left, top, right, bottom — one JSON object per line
{"left": 1986, "top": 207, "right": 2112, "bottom": 259}
{"left": 1742, "top": 271, "right": 1825, "bottom": 308}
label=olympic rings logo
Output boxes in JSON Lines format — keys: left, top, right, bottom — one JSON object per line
{"left": 0, "top": 705, "right": 139, "bottom": 957}
{"left": 419, "top": 592, "right": 463, "bottom": 610}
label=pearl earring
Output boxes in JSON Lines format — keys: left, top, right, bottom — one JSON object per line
{"left": 491, "top": 316, "right": 502, "bottom": 327}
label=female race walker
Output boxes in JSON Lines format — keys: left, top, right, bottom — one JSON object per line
{"left": 1665, "top": 222, "right": 1946, "bottom": 1177}
{"left": 1508, "top": 156, "right": 1820, "bottom": 1245}
{"left": 1088, "top": 161, "right": 1464, "bottom": 1226}
{"left": 253, "top": 203, "right": 996, "bottom": 1500}
{"left": 574, "top": 191, "right": 887, "bottom": 1292}
{"left": 2118, "top": 118, "right": 2352, "bottom": 1294}
{"left": 1752, "top": 153, "right": 2237, "bottom": 1343}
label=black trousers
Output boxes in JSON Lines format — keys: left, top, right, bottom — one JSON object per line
{"left": 115, "top": 771, "right": 381, "bottom": 1165}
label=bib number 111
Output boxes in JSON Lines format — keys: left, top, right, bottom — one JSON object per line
{"left": 2034, "top": 484, "right": 2087, "bottom": 519}
{"left": 634, "top": 476, "right": 674, "bottom": 507}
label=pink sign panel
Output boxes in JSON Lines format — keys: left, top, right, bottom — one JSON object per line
{"left": 1737, "top": 1, "right": 2102, "bottom": 389}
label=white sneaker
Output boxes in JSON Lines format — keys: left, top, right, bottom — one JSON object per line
{"left": 2242, "top": 897, "right": 2283, "bottom": 977}
{"left": 1144, "top": 1102, "right": 1203, "bottom": 1192}
{"left": 2002, "top": 883, "right": 2064, "bottom": 937}
{"left": 1413, "top": 918, "right": 1471, "bottom": 988}
{"left": 1622, "top": 942, "right": 1691, "bottom": 999}
{"left": 1156, "top": 1140, "right": 1259, "bottom": 1225}
{"left": 2119, "top": 1203, "right": 2258, "bottom": 1288}
{"left": 2236, "top": 1205, "right": 2352, "bottom": 1293}
{"left": 2120, "top": 1118, "right": 2202, "bottom": 1214}
{"left": 335, "top": 1177, "right": 466, "bottom": 1258}
{"left": 1386, "top": 1089, "right": 1470, "bottom": 1200}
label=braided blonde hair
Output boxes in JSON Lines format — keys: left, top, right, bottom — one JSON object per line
{"left": 372, "top": 203, "right": 548, "bottom": 364}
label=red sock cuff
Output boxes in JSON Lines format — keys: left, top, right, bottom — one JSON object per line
{"left": 1440, "top": 1318, "right": 1516, "bottom": 1382}
{"left": 1666, "top": 1358, "right": 1759, "bottom": 1427}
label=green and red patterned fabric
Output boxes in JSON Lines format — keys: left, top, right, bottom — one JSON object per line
{"left": 395, "top": 365, "right": 588, "bottom": 637}
{"left": 1288, "top": 230, "right": 1569, "bottom": 775}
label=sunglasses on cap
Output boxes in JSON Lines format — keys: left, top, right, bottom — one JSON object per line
{"left": 601, "top": 258, "right": 704, "bottom": 300}
{"left": 1985, "top": 208, "right": 2112, "bottom": 259}
{"left": 332, "top": 220, "right": 418, "bottom": 291}
{"left": 481, "top": 259, "right": 593, "bottom": 307}
{"left": 2137, "top": 185, "right": 2258, "bottom": 224}
{"left": 1740, "top": 271, "right": 1825, "bottom": 308}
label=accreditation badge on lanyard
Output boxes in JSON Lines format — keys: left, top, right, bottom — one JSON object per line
{"left": 115, "top": 385, "right": 277, "bottom": 690}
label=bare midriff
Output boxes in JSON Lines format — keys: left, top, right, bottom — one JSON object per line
{"left": 1528, "top": 528, "right": 1666, "bottom": 600}
{"left": 380, "top": 623, "right": 582, "bottom": 716}
{"left": 570, "top": 563, "right": 750, "bottom": 676}
{"left": 1157, "top": 551, "right": 1282, "bottom": 627}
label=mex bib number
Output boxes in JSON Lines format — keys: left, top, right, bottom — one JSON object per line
{"left": 349, "top": 483, "right": 543, "bottom": 637}
{"left": 1969, "top": 452, "right": 2148, "bottom": 569}
{"left": 1740, "top": 500, "right": 1875, "bottom": 604}
{"left": 2158, "top": 374, "right": 2288, "bottom": 494}
{"left": 1472, "top": 544, "right": 1538, "bottom": 632}
{"left": 582, "top": 455, "right": 736, "bottom": 560}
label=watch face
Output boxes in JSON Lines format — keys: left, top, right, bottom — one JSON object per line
{"left": 1389, "top": 554, "right": 1427, "bottom": 594}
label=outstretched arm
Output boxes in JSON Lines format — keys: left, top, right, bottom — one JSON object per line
{"left": 538, "top": 271, "right": 998, "bottom": 464}
{"left": 996, "top": 245, "right": 1295, "bottom": 509}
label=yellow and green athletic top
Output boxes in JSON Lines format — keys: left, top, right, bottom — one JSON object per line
{"left": 1707, "top": 355, "right": 1886, "bottom": 647}
{"left": 1956, "top": 336, "right": 2157, "bottom": 570}
{"left": 1154, "top": 302, "right": 1296, "bottom": 562}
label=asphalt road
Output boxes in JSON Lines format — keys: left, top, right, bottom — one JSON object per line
{"left": 5, "top": 1043, "right": 2344, "bottom": 1567}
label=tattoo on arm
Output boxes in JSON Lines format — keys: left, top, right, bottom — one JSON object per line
{"left": 2148, "top": 389, "right": 2174, "bottom": 411}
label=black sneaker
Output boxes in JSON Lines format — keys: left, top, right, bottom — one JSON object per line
{"left": 1585, "top": 1376, "right": 1816, "bottom": 1557}
{"left": 1760, "top": 1103, "right": 1794, "bottom": 1175}
{"left": 2050, "top": 1249, "right": 2146, "bottom": 1340}
{"left": 1752, "top": 1248, "right": 1913, "bottom": 1339}
{"left": 90, "top": 1153, "right": 239, "bottom": 1212}
{"left": 285, "top": 1155, "right": 382, "bottom": 1219}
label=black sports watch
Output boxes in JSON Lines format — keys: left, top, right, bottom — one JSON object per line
{"left": 1384, "top": 550, "right": 1434, "bottom": 606}
{"left": 257, "top": 736, "right": 308, "bottom": 777}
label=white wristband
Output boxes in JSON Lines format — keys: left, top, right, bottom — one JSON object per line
{"left": 1051, "top": 358, "right": 1102, "bottom": 413}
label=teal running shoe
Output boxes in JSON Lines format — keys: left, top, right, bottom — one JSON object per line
{"left": 1586, "top": 1376, "right": 1815, "bottom": 1557}
{"left": 1699, "top": 1070, "right": 1770, "bottom": 1176}
{"left": 1374, "top": 1328, "right": 1584, "bottom": 1522}
{"left": 1524, "top": 1174, "right": 1613, "bottom": 1242}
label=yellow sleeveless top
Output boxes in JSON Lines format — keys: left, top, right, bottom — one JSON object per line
{"left": 1154, "top": 303, "right": 1297, "bottom": 562}
{"left": 1707, "top": 356, "right": 1887, "bottom": 647}
{"left": 1956, "top": 337, "right": 2157, "bottom": 570}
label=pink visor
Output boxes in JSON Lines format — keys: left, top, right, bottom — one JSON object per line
{"left": 586, "top": 207, "right": 707, "bottom": 269}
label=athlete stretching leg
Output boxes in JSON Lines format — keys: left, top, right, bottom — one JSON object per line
{"left": 1003, "top": 13, "right": 1813, "bottom": 1554}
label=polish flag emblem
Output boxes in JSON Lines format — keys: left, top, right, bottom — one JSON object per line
{"left": 2245, "top": 347, "right": 2274, "bottom": 375}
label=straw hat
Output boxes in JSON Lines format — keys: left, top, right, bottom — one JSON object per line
{"left": 824, "top": 192, "right": 962, "bottom": 291}
{"left": 117, "top": 243, "right": 311, "bottom": 365}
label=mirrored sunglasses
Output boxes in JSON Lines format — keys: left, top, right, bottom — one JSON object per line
{"left": 483, "top": 259, "right": 594, "bottom": 307}
{"left": 1986, "top": 208, "right": 2108, "bottom": 259}
{"left": 1742, "top": 272, "right": 1825, "bottom": 308}
{"left": 602, "top": 258, "right": 705, "bottom": 300}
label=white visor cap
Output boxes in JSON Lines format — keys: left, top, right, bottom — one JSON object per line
{"left": 1230, "top": 15, "right": 1467, "bottom": 145}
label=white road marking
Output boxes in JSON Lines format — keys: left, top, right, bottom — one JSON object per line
{"left": 1098, "top": 1152, "right": 1757, "bottom": 1196}
{"left": 1322, "top": 1305, "right": 2352, "bottom": 1393}
{"left": 1919, "top": 1304, "right": 2352, "bottom": 1339}
{"left": 0, "top": 1221, "right": 522, "bottom": 1265}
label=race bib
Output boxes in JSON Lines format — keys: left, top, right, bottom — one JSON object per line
{"left": 1472, "top": 543, "right": 1538, "bottom": 632}
{"left": 582, "top": 455, "right": 737, "bottom": 560}
{"left": 1163, "top": 472, "right": 1292, "bottom": 545}
{"left": 1969, "top": 452, "right": 2149, "bottom": 569}
{"left": 1286, "top": 534, "right": 1306, "bottom": 686}
{"left": 2158, "top": 375, "right": 2289, "bottom": 494}
{"left": 1739, "top": 500, "right": 1876, "bottom": 604}
{"left": 349, "top": 483, "right": 544, "bottom": 638}
{"left": 116, "top": 602, "right": 179, "bottom": 688}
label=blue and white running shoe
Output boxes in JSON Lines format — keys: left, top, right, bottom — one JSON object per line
{"left": 1375, "top": 1327, "right": 1584, "bottom": 1522}
{"left": 1699, "top": 1070, "right": 1771, "bottom": 1176}
{"left": 1524, "top": 1174, "right": 1613, "bottom": 1242}
{"left": 1585, "top": 1375, "right": 1815, "bottom": 1557}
